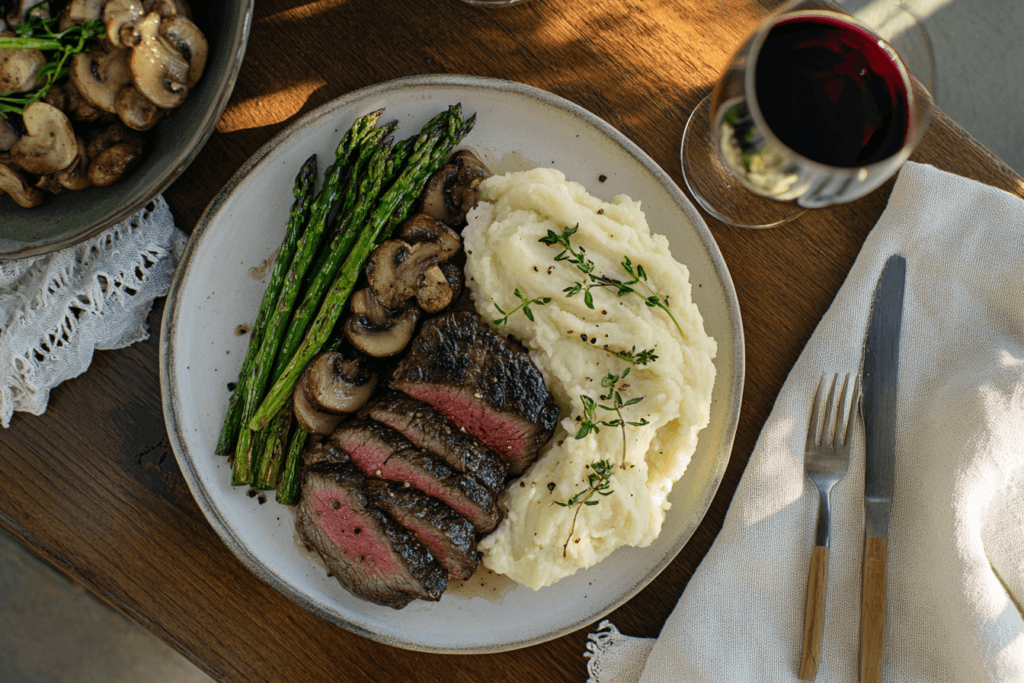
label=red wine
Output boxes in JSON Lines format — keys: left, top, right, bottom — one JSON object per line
{"left": 754, "top": 13, "right": 909, "bottom": 167}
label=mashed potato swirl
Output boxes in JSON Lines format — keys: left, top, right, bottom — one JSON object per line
{"left": 463, "top": 167, "right": 717, "bottom": 590}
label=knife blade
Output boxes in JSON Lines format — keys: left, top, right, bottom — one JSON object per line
{"left": 859, "top": 254, "right": 906, "bottom": 683}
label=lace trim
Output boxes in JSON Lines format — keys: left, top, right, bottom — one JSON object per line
{"left": 585, "top": 620, "right": 622, "bottom": 683}
{"left": 0, "top": 196, "right": 185, "bottom": 427}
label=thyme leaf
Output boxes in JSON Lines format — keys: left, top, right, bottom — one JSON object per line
{"left": 554, "top": 459, "right": 614, "bottom": 558}
{"left": 492, "top": 288, "right": 552, "bottom": 327}
{"left": 0, "top": 16, "right": 106, "bottom": 118}
{"left": 574, "top": 368, "right": 650, "bottom": 463}
{"left": 539, "top": 225, "right": 686, "bottom": 339}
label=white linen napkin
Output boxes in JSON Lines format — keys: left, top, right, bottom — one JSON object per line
{"left": 0, "top": 196, "right": 186, "bottom": 427}
{"left": 585, "top": 161, "right": 1024, "bottom": 682}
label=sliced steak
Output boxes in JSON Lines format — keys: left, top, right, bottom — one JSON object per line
{"left": 302, "top": 439, "right": 349, "bottom": 468}
{"left": 331, "top": 419, "right": 501, "bottom": 533}
{"left": 364, "top": 391, "right": 508, "bottom": 492}
{"left": 364, "top": 478, "right": 480, "bottom": 580}
{"left": 295, "top": 463, "right": 446, "bottom": 609}
{"left": 389, "top": 310, "right": 559, "bottom": 474}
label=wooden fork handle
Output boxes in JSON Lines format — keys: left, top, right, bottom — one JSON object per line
{"left": 859, "top": 536, "right": 888, "bottom": 683}
{"left": 798, "top": 545, "right": 829, "bottom": 680}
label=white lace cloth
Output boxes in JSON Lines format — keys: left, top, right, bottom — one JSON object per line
{"left": 0, "top": 196, "right": 186, "bottom": 427}
{"left": 585, "top": 162, "right": 1024, "bottom": 682}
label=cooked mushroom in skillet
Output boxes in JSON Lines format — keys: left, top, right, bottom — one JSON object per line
{"left": 419, "top": 149, "right": 490, "bottom": 226}
{"left": 69, "top": 45, "right": 133, "bottom": 114}
{"left": 0, "top": 163, "right": 45, "bottom": 207}
{"left": 9, "top": 101, "right": 77, "bottom": 175}
{"left": 56, "top": 136, "right": 92, "bottom": 191}
{"left": 86, "top": 120, "right": 145, "bottom": 186}
{"left": 130, "top": 11, "right": 189, "bottom": 109}
{"left": 301, "top": 352, "right": 378, "bottom": 414}
{"left": 115, "top": 85, "right": 164, "bottom": 131}
{"left": 0, "top": 35, "right": 45, "bottom": 92}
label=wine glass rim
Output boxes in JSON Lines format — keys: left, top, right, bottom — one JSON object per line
{"left": 741, "top": 2, "right": 933, "bottom": 175}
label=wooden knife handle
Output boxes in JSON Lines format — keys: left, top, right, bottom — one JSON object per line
{"left": 799, "top": 545, "right": 830, "bottom": 680}
{"left": 859, "top": 536, "right": 888, "bottom": 683}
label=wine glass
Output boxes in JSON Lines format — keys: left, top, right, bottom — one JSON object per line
{"left": 681, "top": 0, "right": 936, "bottom": 228}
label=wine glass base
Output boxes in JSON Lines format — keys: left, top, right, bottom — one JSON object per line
{"left": 680, "top": 94, "right": 805, "bottom": 229}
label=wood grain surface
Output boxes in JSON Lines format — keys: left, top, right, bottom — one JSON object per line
{"left": 2, "top": 1, "right": 1022, "bottom": 681}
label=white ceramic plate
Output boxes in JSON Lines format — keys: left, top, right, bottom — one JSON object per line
{"left": 160, "top": 75, "right": 744, "bottom": 653}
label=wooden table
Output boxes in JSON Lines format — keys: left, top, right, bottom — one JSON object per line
{"left": 2, "top": 1, "right": 1021, "bottom": 681}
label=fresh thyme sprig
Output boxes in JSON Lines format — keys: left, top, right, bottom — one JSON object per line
{"left": 554, "top": 459, "right": 615, "bottom": 558}
{"left": 0, "top": 15, "right": 106, "bottom": 117}
{"left": 492, "top": 288, "right": 552, "bottom": 327}
{"left": 575, "top": 368, "right": 650, "bottom": 465}
{"left": 611, "top": 345, "right": 658, "bottom": 366}
{"left": 539, "top": 225, "right": 686, "bottom": 338}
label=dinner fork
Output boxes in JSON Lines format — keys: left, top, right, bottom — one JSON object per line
{"left": 798, "top": 373, "right": 859, "bottom": 681}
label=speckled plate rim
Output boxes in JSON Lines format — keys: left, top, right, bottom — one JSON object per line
{"left": 0, "top": 1, "right": 254, "bottom": 260}
{"left": 160, "top": 74, "right": 745, "bottom": 653}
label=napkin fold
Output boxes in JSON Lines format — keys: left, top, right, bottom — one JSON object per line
{"left": 585, "top": 162, "right": 1024, "bottom": 682}
{"left": 0, "top": 196, "right": 186, "bottom": 427}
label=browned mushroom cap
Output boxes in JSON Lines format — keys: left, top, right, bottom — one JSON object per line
{"left": 86, "top": 120, "right": 143, "bottom": 157}
{"left": 35, "top": 173, "right": 64, "bottom": 195}
{"left": 10, "top": 102, "right": 77, "bottom": 175}
{"left": 0, "top": 117, "right": 17, "bottom": 153}
{"left": 419, "top": 149, "right": 491, "bottom": 225}
{"left": 115, "top": 85, "right": 164, "bottom": 131}
{"left": 349, "top": 287, "right": 389, "bottom": 326}
{"left": 159, "top": 15, "right": 207, "bottom": 88}
{"left": 60, "top": 80, "right": 108, "bottom": 122}
{"left": 292, "top": 380, "right": 345, "bottom": 436}
{"left": 103, "top": 0, "right": 148, "bottom": 48}
{"left": 365, "top": 239, "right": 446, "bottom": 310}
{"left": 57, "top": 137, "right": 92, "bottom": 191}
{"left": 301, "top": 353, "right": 377, "bottom": 414}
{"left": 152, "top": 0, "right": 192, "bottom": 18}
{"left": 58, "top": 0, "right": 104, "bottom": 30}
{"left": 0, "top": 37, "right": 45, "bottom": 93}
{"left": 344, "top": 304, "right": 421, "bottom": 358}
{"left": 130, "top": 12, "right": 190, "bottom": 109}
{"left": 89, "top": 137, "right": 144, "bottom": 187}
{"left": 440, "top": 260, "right": 464, "bottom": 302}
{"left": 416, "top": 266, "right": 453, "bottom": 314}
{"left": 6, "top": 0, "right": 48, "bottom": 27}
{"left": 69, "top": 46, "right": 133, "bottom": 114}
{"left": 0, "top": 163, "right": 45, "bottom": 208}
{"left": 397, "top": 214, "right": 462, "bottom": 261}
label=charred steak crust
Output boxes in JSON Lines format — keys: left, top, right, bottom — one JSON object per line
{"left": 363, "top": 392, "right": 509, "bottom": 492}
{"left": 295, "top": 463, "right": 447, "bottom": 609}
{"left": 302, "top": 439, "right": 349, "bottom": 468}
{"left": 363, "top": 478, "right": 480, "bottom": 580}
{"left": 330, "top": 418, "right": 502, "bottom": 534}
{"left": 389, "top": 310, "right": 560, "bottom": 474}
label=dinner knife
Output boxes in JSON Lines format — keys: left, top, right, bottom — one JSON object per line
{"left": 859, "top": 254, "right": 906, "bottom": 683}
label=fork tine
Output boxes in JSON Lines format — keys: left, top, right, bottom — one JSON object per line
{"left": 806, "top": 374, "right": 825, "bottom": 449}
{"left": 821, "top": 374, "right": 839, "bottom": 447}
{"left": 841, "top": 374, "right": 859, "bottom": 447}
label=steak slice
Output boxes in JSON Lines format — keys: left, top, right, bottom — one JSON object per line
{"left": 389, "top": 310, "right": 560, "bottom": 475}
{"left": 303, "top": 438, "right": 349, "bottom": 468}
{"left": 364, "top": 478, "right": 480, "bottom": 580}
{"left": 363, "top": 391, "right": 508, "bottom": 492}
{"left": 331, "top": 418, "right": 502, "bottom": 534}
{"left": 295, "top": 463, "right": 446, "bottom": 609}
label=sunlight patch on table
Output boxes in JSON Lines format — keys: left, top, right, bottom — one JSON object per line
{"left": 216, "top": 79, "right": 327, "bottom": 134}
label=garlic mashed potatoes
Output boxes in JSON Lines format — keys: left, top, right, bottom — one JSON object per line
{"left": 463, "top": 167, "right": 717, "bottom": 590}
